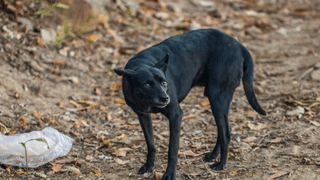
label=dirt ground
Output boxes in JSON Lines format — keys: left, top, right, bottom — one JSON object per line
{"left": 0, "top": 0, "right": 320, "bottom": 179}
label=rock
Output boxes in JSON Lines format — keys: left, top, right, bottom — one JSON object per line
{"left": 155, "top": 12, "right": 170, "bottom": 20}
{"left": 191, "top": 21, "right": 201, "bottom": 30}
{"left": 40, "top": 29, "right": 57, "bottom": 44}
{"left": 254, "top": 86, "right": 264, "bottom": 94}
{"left": 17, "top": 17, "right": 33, "bottom": 30}
{"left": 199, "top": 1, "right": 215, "bottom": 9}
{"left": 286, "top": 106, "right": 305, "bottom": 116}
{"left": 277, "top": 28, "right": 287, "bottom": 36}
{"left": 246, "top": 26, "right": 263, "bottom": 37}
{"left": 311, "top": 70, "right": 320, "bottom": 81}
{"left": 315, "top": 62, "right": 320, "bottom": 68}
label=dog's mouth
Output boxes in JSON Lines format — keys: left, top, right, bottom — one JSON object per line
{"left": 152, "top": 101, "right": 170, "bottom": 108}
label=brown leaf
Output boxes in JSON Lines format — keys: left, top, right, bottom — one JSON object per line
{"left": 111, "top": 82, "right": 122, "bottom": 91}
{"left": 66, "top": 166, "right": 81, "bottom": 174}
{"left": 155, "top": 172, "right": 163, "bottom": 180}
{"left": 115, "top": 158, "right": 130, "bottom": 165}
{"left": 179, "top": 150, "right": 195, "bottom": 158}
{"left": 86, "top": 34, "right": 100, "bottom": 42}
{"left": 267, "top": 171, "right": 289, "bottom": 180}
{"left": 74, "top": 119, "right": 88, "bottom": 128}
{"left": 182, "top": 114, "right": 197, "bottom": 121}
{"left": 50, "top": 162, "right": 64, "bottom": 172}
{"left": 247, "top": 123, "right": 267, "bottom": 131}
{"left": 33, "top": 110, "right": 41, "bottom": 119}
{"left": 160, "top": 131, "right": 169, "bottom": 136}
{"left": 269, "top": 137, "right": 283, "bottom": 143}
{"left": 14, "top": 91, "right": 20, "bottom": 99}
{"left": 114, "top": 98, "right": 126, "bottom": 105}
{"left": 116, "top": 133, "right": 127, "bottom": 140}
{"left": 310, "top": 121, "right": 320, "bottom": 127}
{"left": 69, "top": 100, "right": 80, "bottom": 107}
{"left": 52, "top": 60, "right": 66, "bottom": 66}
{"left": 94, "top": 88, "right": 102, "bottom": 95}
{"left": 113, "top": 148, "right": 128, "bottom": 157}
{"left": 200, "top": 99, "right": 209, "bottom": 106}
{"left": 0, "top": 122, "right": 8, "bottom": 134}
{"left": 90, "top": 169, "right": 102, "bottom": 175}
{"left": 18, "top": 117, "right": 27, "bottom": 126}
{"left": 100, "top": 106, "right": 109, "bottom": 111}
{"left": 242, "top": 136, "right": 257, "bottom": 143}
{"left": 229, "top": 168, "right": 246, "bottom": 175}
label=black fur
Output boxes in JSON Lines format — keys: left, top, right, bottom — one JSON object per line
{"left": 114, "top": 29, "right": 266, "bottom": 180}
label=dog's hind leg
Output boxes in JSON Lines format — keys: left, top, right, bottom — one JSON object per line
{"left": 137, "top": 113, "right": 156, "bottom": 174}
{"left": 205, "top": 87, "right": 234, "bottom": 170}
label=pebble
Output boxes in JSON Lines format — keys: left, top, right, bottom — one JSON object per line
{"left": 286, "top": 106, "right": 305, "bottom": 116}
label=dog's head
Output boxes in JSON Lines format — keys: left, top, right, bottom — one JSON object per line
{"left": 114, "top": 54, "right": 171, "bottom": 110}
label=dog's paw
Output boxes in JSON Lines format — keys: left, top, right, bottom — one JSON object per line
{"left": 161, "top": 171, "right": 175, "bottom": 180}
{"left": 138, "top": 164, "right": 153, "bottom": 174}
{"left": 209, "top": 162, "right": 225, "bottom": 170}
{"left": 203, "top": 152, "right": 218, "bottom": 162}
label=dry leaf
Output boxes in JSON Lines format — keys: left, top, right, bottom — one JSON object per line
{"left": 179, "top": 150, "right": 195, "bottom": 157}
{"left": 74, "top": 119, "right": 88, "bottom": 128}
{"left": 70, "top": 100, "right": 80, "bottom": 107}
{"left": 37, "top": 37, "right": 44, "bottom": 46}
{"left": 18, "top": 117, "right": 27, "bottom": 126}
{"left": 267, "top": 171, "right": 289, "bottom": 180}
{"left": 115, "top": 158, "right": 130, "bottom": 165}
{"left": 14, "top": 91, "right": 20, "bottom": 99}
{"left": 116, "top": 133, "right": 127, "bottom": 140}
{"left": 33, "top": 110, "right": 42, "bottom": 119}
{"left": 66, "top": 166, "right": 81, "bottom": 174}
{"left": 160, "top": 131, "right": 169, "bottom": 136}
{"left": 90, "top": 169, "right": 102, "bottom": 175}
{"left": 111, "top": 82, "right": 122, "bottom": 91}
{"left": 100, "top": 106, "right": 109, "bottom": 111}
{"left": 52, "top": 60, "right": 66, "bottom": 66}
{"left": 242, "top": 136, "right": 257, "bottom": 143}
{"left": 182, "top": 114, "right": 197, "bottom": 121}
{"left": 247, "top": 110, "right": 256, "bottom": 117}
{"left": 0, "top": 122, "right": 8, "bottom": 134}
{"left": 229, "top": 168, "right": 246, "bottom": 175}
{"left": 200, "top": 99, "right": 209, "bottom": 106}
{"left": 310, "top": 121, "right": 320, "bottom": 127}
{"left": 269, "top": 137, "right": 283, "bottom": 143}
{"left": 113, "top": 149, "right": 127, "bottom": 157}
{"left": 94, "top": 88, "right": 102, "bottom": 95}
{"left": 114, "top": 98, "right": 126, "bottom": 105}
{"left": 155, "top": 172, "right": 163, "bottom": 180}
{"left": 86, "top": 34, "right": 100, "bottom": 42}
{"left": 50, "top": 163, "right": 64, "bottom": 172}
{"left": 247, "top": 123, "right": 267, "bottom": 131}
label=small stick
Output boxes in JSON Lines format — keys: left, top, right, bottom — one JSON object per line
{"left": 200, "top": 158, "right": 214, "bottom": 177}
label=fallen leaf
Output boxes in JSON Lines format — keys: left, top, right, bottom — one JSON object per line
{"left": 267, "top": 171, "right": 289, "bottom": 180}
{"left": 37, "top": 37, "right": 44, "bottom": 46}
{"left": 247, "top": 110, "right": 256, "bottom": 117}
{"left": 310, "top": 121, "right": 320, "bottom": 127}
{"left": 115, "top": 158, "right": 130, "bottom": 165}
{"left": 94, "top": 88, "right": 102, "bottom": 95}
{"left": 155, "top": 172, "right": 163, "bottom": 180}
{"left": 116, "top": 133, "right": 127, "bottom": 140}
{"left": 114, "top": 98, "right": 126, "bottom": 105}
{"left": 160, "top": 131, "right": 169, "bottom": 136}
{"left": 182, "top": 114, "right": 197, "bottom": 121}
{"left": 200, "top": 99, "right": 209, "bottom": 106}
{"left": 86, "top": 34, "right": 100, "bottom": 42}
{"left": 0, "top": 122, "right": 8, "bottom": 134}
{"left": 35, "top": 172, "right": 47, "bottom": 178}
{"left": 52, "top": 60, "right": 66, "bottom": 65}
{"left": 74, "top": 119, "right": 88, "bottom": 128}
{"left": 14, "top": 91, "right": 20, "bottom": 99}
{"left": 113, "top": 149, "right": 127, "bottom": 157}
{"left": 33, "top": 110, "right": 41, "bottom": 119}
{"left": 50, "top": 163, "right": 64, "bottom": 172}
{"left": 90, "top": 169, "right": 102, "bottom": 175}
{"left": 69, "top": 100, "right": 80, "bottom": 107}
{"left": 269, "top": 137, "right": 283, "bottom": 143}
{"left": 18, "top": 117, "right": 27, "bottom": 126}
{"left": 229, "top": 168, "right": 246, "bottom": 175}
{"left": 247, "top": 123, "right": 267, "bottom": 131}
{"left": 66, "top": 166, "right": 81, "bottom": 175}
{"left": 242, "top": 136, "right": 257, "bottom": 143}
{"left": 100, "top": 106, "right": 109, "bottom": 111}
{"left": 179, "top": 150, "right": 195, "bottom": 157}
{"left": 111, "top": 82, "right": 122, "bottom": 91}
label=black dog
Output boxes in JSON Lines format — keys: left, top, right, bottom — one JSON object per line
{"left": 114, "top": 29, "right": 266, "bottom": 180}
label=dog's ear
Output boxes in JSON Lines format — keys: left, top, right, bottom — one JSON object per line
{"left": 114, "top": 69, "right": 136, "bottom": 77}
{"left": 155, "top": 54, "right": 169, "bottom": 72}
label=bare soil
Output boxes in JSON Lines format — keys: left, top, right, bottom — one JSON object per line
{"left": 0, "top": 0, "right": 319, "bottom": 179}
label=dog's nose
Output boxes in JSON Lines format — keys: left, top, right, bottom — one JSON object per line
{"left": 160, "top": 96, "right": 170, "bottom": 103}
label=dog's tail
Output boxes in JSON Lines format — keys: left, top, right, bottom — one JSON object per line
{"left": 241, "top": 45, "right": 266, "bottom": 115}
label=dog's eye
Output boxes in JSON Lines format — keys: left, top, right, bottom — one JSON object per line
{"left": 161, "top": 82, "right": 167, "bottom": 87}
{"left": 143, "top": 83, "right": 151, "bottom": 89}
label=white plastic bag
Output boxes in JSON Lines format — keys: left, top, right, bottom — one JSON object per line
{"left": 0, "top": 127, "right": 73, "bottom": 168}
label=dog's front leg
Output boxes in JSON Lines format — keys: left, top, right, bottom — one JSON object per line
{"left": 137, "top": 113, "right": 156, "bottom": 174}
{"left": 162, "top": 107, "right": 183, "bottom": 180}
